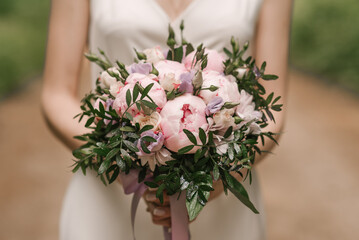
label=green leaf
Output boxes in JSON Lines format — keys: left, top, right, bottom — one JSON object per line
{"left": 93, "top": 147, "right": 109, "bottom": 156}
{"left": 173, "top": 46, "right": 184, "bottom": 63}
{"left": 228, "top": 144, "right": 234, "bottom": 160}
{"left": 266, "top": 92, "right": 274, "bottom": 105}
{"left": 199, "top": 128, "right": 206, "bottom": 145}
{"left": 145, "top": 181, "right": 159, "bottom": 188}
{"left": 272, "top": 96, "right": 281, "bottom": 105}
{"left": 271, "top": 104, "right": 283, "bottom": 111}
{"left": 213, "top": 164, "right": 220, "bottom": 181}
{"left": 194, "top": 149, "right": 202, "bottom": 163}
{"left": 223, "top": 47, "right": 233, "bottom": 58}
{"left": 223, "top": 171, "right": 234, "bottom": 188}
{"left": 116, "top": 154, "right": 126, "bottom": 171}
{"left": 126, "top": 89, "right": 131, "bottom": 106}
{"left": 183, "top": 129, "right": 197, "bottom": 145}
{"left": 139, "top": 125, "right": 154, "bottom": 134}
{"left": 223, "top": 126, "right": 233, "bottom": 139}
{"left": 141, "top": 136, "right": 157, "bottom": 142}
{"left": 199, "top": 185, "right": 214, "bottom": 192}
{"left": 208, "top": 131, "right": 214, "bottom": 145}
{"left": 243, "top": 139, "right": 257, "bottom": 145}
{"left": 98, "top": 159, "right": 111, "bottom": 174}
{"left": 156, "top": 184, "right": 166, "bottom": 204}
{"left": 154, "top": 174, "right": 167, "bottom": 182}
{"left": 140, "top": 140, "right": 151, "bottom": 154}
{"left": 85, "top": 117, "right": 95, "bottom": 128}
{"left": 120, "top": 126, "right": 136, "bottom": 132}
{"left": 133, "top": 84, "right": 140, "bottom": 101}
{"left": 233, "top": 143, "right": 241, "bottom": 154}
{"left": 141, "top": 99, "right": 157, "bottom": 110}
{"left": 123, "top": 140, "right": 139, "bottom": 152}
{"left": 141, "top": 83, "right": 154, "bottom": 99}
{"left": 261, "top": 74, "right": 278, "bottom": 80}
{"left": 178, "top": 145, "right": 194, "bottom": 154}
{"left": 109, "top": 166, "right": 120, "bottom": 184}
{"left": 124, "top": 112, "right": 133, "bottom": 121}
{"left": 185, "top": 43, "right": 195, "bottom": 56}
{"left": 186, "top": 190, "right": 209, "bottom": 221}
{"left": 105, "top": 148, "right": 120, "bottom": 161}
{"left": 120, "top": 149, "right": 131, "bottom": 162}
{"left": 225, "top": 173, "right": 259, "bottom": 214}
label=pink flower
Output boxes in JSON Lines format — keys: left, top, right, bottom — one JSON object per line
{"left": 113, "top": 73, "right": 166, "bottom": 116}
{"left": 184, "top": 49, "right": 225, "bottom": 73}
{"left": 199, "top": 71, "right": 240, "bottom": 105}
{"left": 154, "top": 60, "right": 188, "bottom": 91}
{"left": 160, "top": 94, "right": 208, "bottom": 153}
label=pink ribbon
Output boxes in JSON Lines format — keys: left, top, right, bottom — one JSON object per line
{"left": 120, "top": 170, "right": 190, "bottom": 240}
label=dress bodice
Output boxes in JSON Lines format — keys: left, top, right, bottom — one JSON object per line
{"left": 89, "top": 0, "right": 263, "bottom": 85}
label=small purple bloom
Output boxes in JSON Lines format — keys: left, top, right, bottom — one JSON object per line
{"left": 129, "top": 62, "right": 152, "bottom": 75}
{"left": 104, "top": 99, "right": 115, "bottom": 125}
{"left": 137, "top": 131, "right": 164, "bottom": 156}
{"left": 178, "top": 71, "right": 194, "bottom": 93}
{"left": 205, "top": 96, "right": 224, "bottom": 116}
{"left": 253, "top": 65, "right": 261, "bottom": 79}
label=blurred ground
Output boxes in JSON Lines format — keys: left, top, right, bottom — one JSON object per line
{"left": 0, "top": 69, "right": 358, "bottom": 240}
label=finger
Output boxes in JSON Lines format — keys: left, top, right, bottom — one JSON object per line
{"left": 152, "top": 218, "right": 171, "bottom": 228}
{"left": 152, "top": 206, "right": 171, "bottom": 219}
{"left": 147, "top": 202, "right": 171, "bottom": 219}
{"left": 145, "top": 192, "right": 170, "bottom": 205}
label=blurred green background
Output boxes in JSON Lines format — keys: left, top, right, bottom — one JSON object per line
{"left": 0, "top": 0, "right": 358, "bottom": 99}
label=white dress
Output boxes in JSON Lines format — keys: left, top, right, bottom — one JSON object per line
{"left": 60, "top": 0, "right": 266, "bottom": 239}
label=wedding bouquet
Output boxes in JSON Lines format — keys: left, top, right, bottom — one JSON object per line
{"left": 72, "top": 23, "right": 282, "bottom": 239}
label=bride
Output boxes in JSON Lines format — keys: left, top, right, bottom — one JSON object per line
{"left": 41, "top": 0, "right": 292, "bottom": 239}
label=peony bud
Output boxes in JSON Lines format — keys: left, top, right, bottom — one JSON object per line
{"left": 192, "top": 70, "right": 203, "bottom": 90}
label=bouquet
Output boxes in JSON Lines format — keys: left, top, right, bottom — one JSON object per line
{"left": 72, "top": 22, "right": 282, "bottom": 240}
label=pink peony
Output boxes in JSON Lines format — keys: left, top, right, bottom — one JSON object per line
{"left": 113, "top": 73, "right": 166, "bottom": 116}
{"left": 184, "top": 49, "right": 225, "bottom": 73}
{"left": 199, "top": 71, "right": 240, "bottom": 105}
{"left": 160, "top": 94, "right": 208, "bottom": 153}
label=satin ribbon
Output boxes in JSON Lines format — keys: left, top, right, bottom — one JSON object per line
{"left": 120, "top": 170, "right": 190, "bottom": 240}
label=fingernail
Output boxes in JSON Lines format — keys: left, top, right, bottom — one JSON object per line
{"left": 153, "top": 208, "right": 166, "bottom": 216}
{"left": 146, "top": 193, "right": 156, "bottom": 201}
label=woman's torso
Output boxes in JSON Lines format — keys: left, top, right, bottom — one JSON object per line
{"left": 67, "top": 0, "right": 267, "bottom": 239}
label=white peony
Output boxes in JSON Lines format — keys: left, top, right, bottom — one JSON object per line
{"left": 159, "top": 72, "right": 180, "bottom": 92}
{"left": 133, "top": 112, "right": 162, "bottom": 131}
{"left": 143, "top": 46, "right": 165, "bottom": 64}
{"left": 99, "top": 67, "right": 120, "bottom": 89}
{"left": 211, "top": 109, "right": 236, "bottom": 132}
{"left": 236, "top": 90, "right": 263, "bottom": 135}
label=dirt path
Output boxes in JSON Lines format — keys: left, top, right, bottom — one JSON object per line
{"left": 0, "top": 70, "right": 358, "bottom": 240}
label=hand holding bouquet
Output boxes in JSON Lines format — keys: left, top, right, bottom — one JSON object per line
{"left": 72, "top": 22, "right": 282, "bottom": 240}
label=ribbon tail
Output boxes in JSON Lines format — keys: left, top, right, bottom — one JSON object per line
{"left": 163, "top": 226, "right": 172, "bottom": 240}
{"left": 130, "top": 184, "right": 148, "bottom": 240}
{"left": 168, "top": 192, "right": 190, "bottom": 240}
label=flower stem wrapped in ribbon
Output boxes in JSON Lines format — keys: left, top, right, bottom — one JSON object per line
{"left": 72, "top": 22, "right": 282, "bottom": 239}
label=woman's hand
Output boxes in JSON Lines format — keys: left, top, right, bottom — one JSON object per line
{"left": 143, "top": 189, "right": 171, "bottom": 228}
{"left": 143, "top": 179, "right": 228, "bottom": 227}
